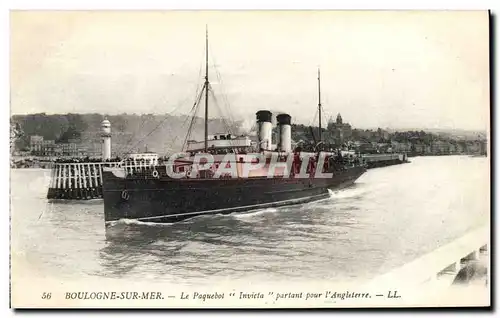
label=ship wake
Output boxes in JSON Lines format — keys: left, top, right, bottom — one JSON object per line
{"left": 107, "top": 218, "right": 175, "bottom": 228}
{"left": 230, "top": 208, "right": 279, "bottom": 220}
{"left": 328, "top": 184, "right": 368, "bottom": 200}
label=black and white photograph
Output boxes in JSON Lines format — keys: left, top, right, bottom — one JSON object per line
{"left": 9, "top": 9, "right": 490, "bottom": 308}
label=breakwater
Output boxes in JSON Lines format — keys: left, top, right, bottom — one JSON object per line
{"left": 46, "top": 162, "right": 122, "bottom": 200}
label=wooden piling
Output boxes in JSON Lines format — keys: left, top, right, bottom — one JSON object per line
{"left": 93, "top": 164, "right": 99, "bottom": 190}
{"left": 47, "top": 160, "right": 148, "bottom": 200}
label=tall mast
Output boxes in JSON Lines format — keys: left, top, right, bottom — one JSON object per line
{"left": 204, "top": 26, "right": 209, "bottom": 152}
{"left": 318, "top": 68, "right": 322, "bottom": 142}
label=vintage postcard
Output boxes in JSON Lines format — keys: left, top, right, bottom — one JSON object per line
{"left": 9, "top": 10, "right": 490, "bottom": 308}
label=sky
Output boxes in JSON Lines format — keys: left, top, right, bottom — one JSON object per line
{"left": 10, "top": 10, "right": 489, "bottom": 131}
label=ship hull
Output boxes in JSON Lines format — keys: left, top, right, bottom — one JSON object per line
{"left": 102, "top": 166, "right": 366, "bottom": 224}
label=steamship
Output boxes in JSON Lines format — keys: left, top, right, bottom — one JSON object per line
{"left": 101, "top": 30, "right": 367, "bottom": 225}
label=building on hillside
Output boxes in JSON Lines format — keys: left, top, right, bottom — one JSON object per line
{"left": 377, "top": 128, "right": 390, "bottom": 141}
{"left": 29, "top": 135, "right": 44, "bottom": 153}
{"left": 456, "top": 141, "right": 468, "bottom": 154}
{"left": 431, "top": 140, "right": 453, "bottom": 155}
{"left": 466, "top": 141, "right": 481, "bottom": 154}
{"left": 29, "top": 136, "right": 57, "bottom": 156}
{"left": 412, "top": 142, "right": 428, "bottom": 155}
{"left": 391, "top": 141, "right": 412, "bottom": 153}
{"left": 39, "top": 140, "right": 56, "bottom": 156}
{"left": 67, "top": 138, "right": 81, "bottom": 144}
{"left": 327, "top": 113, "right": 352, "bottom": 145}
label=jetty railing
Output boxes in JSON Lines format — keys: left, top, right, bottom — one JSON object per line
{"left": 47, "top": 161, "right": 126, "bottom": 200}
{"left": 47, "top": 157, "right": 162, "bottom": 200}
{"left": 364, "top": 225, "right": 489, "bottom": 289}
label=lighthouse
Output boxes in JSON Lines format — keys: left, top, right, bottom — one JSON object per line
{"left": 45, "top": 118, "right": 123, "bottom": 200}
{"left": 101, "top": 119, "right": 111, "bottom": 161}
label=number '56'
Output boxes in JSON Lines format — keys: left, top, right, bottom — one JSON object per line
{"left": 41, "top": 292, "right": 52, "bottom": 299}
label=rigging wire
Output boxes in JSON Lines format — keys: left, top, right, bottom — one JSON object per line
{"left": 168, "top": 116, "right": 194, "bottom": 153}
{"left": 115, "top": 99, "right": 185, "bottom": 156}
{"left": 208, "top": 84, "right": 234, "bottom": 135}
{"left": 181, "top": 106, "right": 202, "bottom": 151}
{"left": 120, "top": 40, "right": 245, "bottom": 156}
{"left": 322, "top": 108, "right": 333, "bottom": 130}
{"left": 118, "top": 46, "right": 206, "bottom": 156}
{"left": 167, "top": 53, "right": 206, "bottom": 154}
{"left": 166, "top": 46, "right": 207, "bottom": 154}
{"left": 309, "top": 107, "right": 319, "bottom": 128}
{"left": 191, "top": 50, "right": 205, "bottom": 112}
{"left": 209, "top": 86, "right": 239, "bottom": 152}
{"left": 165, "top": 94, "right": 203, "bottom": 154}
{"left": 209, "top": 46, "right": 237, "bottom": 130}
{"left": 180, "top": 44, "right": 241, "bottom": 153}
{"left": 125, "top": 75, "right": 204, "bottom": 155}
{"left": 165, "top": 114, "right": 195, "bottom": 154}
{"left": 115, "top": 114, "right": 152, "bottom": 156}
{"left": 164, "top": 90, "right": 204, "bottom": 155}
{"left": 124, "top": 96, "right": 193, "bottom": 155}
{"left": 181, "top": 84, "right": 206, "bottom": 151}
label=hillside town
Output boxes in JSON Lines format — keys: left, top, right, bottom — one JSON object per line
{"left": 291, "top": 113, "right": 487, "bottom": 156}
{"left": 10, "top": 113, "right": 487, "bottom": 168}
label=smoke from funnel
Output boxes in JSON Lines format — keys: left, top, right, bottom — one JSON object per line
{"left": 238, "top": 118, "right": 257, "bottom": 135}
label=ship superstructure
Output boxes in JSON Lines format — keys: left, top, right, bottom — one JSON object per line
{"left": 101, "top": 28, "right": 366, "bottom": 224}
